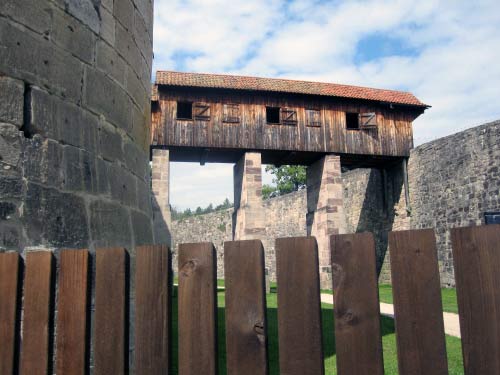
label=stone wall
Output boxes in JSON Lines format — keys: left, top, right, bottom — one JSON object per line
{"left": 172, "top": 168, "right": 389, "bottom": 281}
{"left": 0, "top": 0, "right": 156, "bottom": 253}
{"left": 172, "top": 120, "right": 500, "bottom": 287}
{"left": 401, "top": 120, "right": 500, "bottom": 286}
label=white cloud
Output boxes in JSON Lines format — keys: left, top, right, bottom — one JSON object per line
{"left": 154, "top": 0, "right": 500, "bottom": 208}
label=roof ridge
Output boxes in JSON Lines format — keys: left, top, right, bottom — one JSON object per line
{"left": 155, "top": 70, "right": 415, "bottom": 96}
{"left": 155, "top": 71, "right": 429, "bottom": 108}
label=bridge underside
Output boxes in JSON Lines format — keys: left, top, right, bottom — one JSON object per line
{"left": 151, "top": 145, "right": 409, "bottom": 288}
{"left": 152, "top": 145, "right": 405, "bottom": 169}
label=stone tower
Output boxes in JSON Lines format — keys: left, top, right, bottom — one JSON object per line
{"left": 0, "top": 0, "right": 158, "bottom": 251}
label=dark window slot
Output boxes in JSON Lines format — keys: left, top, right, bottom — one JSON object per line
{"left": 177, "top": 101, "right": 193, "bottom": 120}
{"left": 346, "top": 112, "right": 360, "bottom": 130}
{"left": 266, "top": 106, "right": 281, "bottom": 124}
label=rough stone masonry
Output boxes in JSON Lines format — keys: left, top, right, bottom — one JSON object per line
{"left": 0, "top": 0, "right": 158, "bottom": 253}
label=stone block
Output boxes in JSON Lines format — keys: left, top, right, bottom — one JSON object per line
{"left": 23, "top": 183, "right": 89, "bottom": 248}
{"left": 62, "top": 145, "right": 85, "bottom": 192}
{"left": 23, "top": 137, "right": 65, "bottom": 189}
{"left": 0, "top": 124, "right": 23, "bottom": 170}
{"left": 0, "top": 20, "right": 84, "bottom": 101}
{"left": 131, "top": 209, "right": 153, "bottom": 245}
{"left": 0, "top": 222, "right": 22, "bottom": 249}
{"left": 133, "top": 9, "right": 152, "bottom": 62}
{"left": 95, "top": 157, "right": 110, "bottom": 195}
{"left": 85, "top": 67, "right": 131, "bottom": 130}
{"left": 133, "top": 0, "right": 153, "bottom": 34}
{"left": 0, "top": 202, "right": 17, "bottom": 220}
{"left": 126, "top": 68, "right": 147, "bottom": 108}
{"left": 96, "top": 40, "right": 126, "bottom": 85}
{"left": 30, "top": 88, "right": 100, "bottom": 154}
{"left": 65, "top": 0, "right": 100, "bottom": 34}
{"left": 109, "top": 163, "right": 137, "bottom": 207}
{"left": 99, "top": 6, "right": 116, "bottom": 44}
{"left": 46, "top": 44, "right": 85, "bottom": 102}
{"left": 0, "top": 77, "right": 24, "bottom": 128}
{"left": 51, "top": 6, "right": 96, "bottom": 64}
{"left": 131, "top": 102, "right": 149, "bottom": 150}
{"left": 90, "top": 200, "right": 132, "bottom": 248}
{"left": 0, "top": 176, "right": 23, "bottom": 199}
{"left": 98, "top": 122, "right": 123, "bottom": 162}
{"left": 101, "top": 0, "right": 113, "bottom": 11}
{"left": 115, "top": 23, "right": 144, "bottom": 78}
{"left": 0, "top": 0, "right": 52, "bottom": 35}
{"left": 114, "top": 0, "right": 134, "bottom": 31}
{"left": 81, "top": 151, "right": 98, "bottom": 194}
{"left": 136, "top": 179, "right": 152, "bottom": 216}
{"left": 123, "top": 139, "right": 148, "bottom": 180}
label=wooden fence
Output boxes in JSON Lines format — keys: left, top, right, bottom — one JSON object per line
{"left": 0, "top": 224, "right": 499, "bottom": 374}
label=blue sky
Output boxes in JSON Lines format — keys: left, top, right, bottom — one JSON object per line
{"left": 153, "top": 0, "right": 500, "bottom": 210}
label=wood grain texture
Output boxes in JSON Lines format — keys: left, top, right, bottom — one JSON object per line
{"left": 135, "top": 245, "right": 171, "bottom": 375}
{"left": 224, "top": 240, "right": 268, "bottom": 375}
{"left": 451, "top": 224, "right": 500, "bottom": 375}
{"left": 389, "top": 229, "right": 448, "bottom": 375}
{"left": 94, "top": 248, "right": 126, "bottom": 375}
{"left": 276, "top": 237, "right": 324, "bottom": 375}
{"left": 152, "top": 87, "right": 419, "bottom": 160}
{"left": 0, "top": 252, "right": 20, "bottom": 375}
{"left": 55, "top": 249, "right": 89, "bottom": 375}
{"left": 178, "top": 242, "right": 217, "bottom": 375}
{"left": 331, "top": 233, "right": 384, "bottom": 375}
{"left": 20, "top": 251, "right": 53, "bottom": 375}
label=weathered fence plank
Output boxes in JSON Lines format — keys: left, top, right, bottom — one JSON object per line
{"left": 451, "top": 224, "right": 500, "bottom": 375}
{"left": 55, "top": 249, "right": 89, "bottom": 375}
{"left": 389, "top": 229, "right": 448, "bottom": 375}
{"left": 224, "top": 240, "right": 268, "bottom": 375}
{"left": 331, "top": 233, "right": 384, "bottom": 375}
{"left": 0, "top": 252, "right": 20, "bottom": 375}
{"left": 20, "top": 251, "right": 53, "bottom": 375}
{"left": 95, "top": 248, "right": 127, "bottom": 375}
{"left": 276, "top": 237, "right": 324, "bottom": 375}
{"left": 135, "top": 245, "right": 171, "bottom": 375}
{"left": 178, "top": 242, "right": 217, "bottom": 375}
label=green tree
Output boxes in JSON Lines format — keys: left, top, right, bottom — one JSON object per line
{"left": 265, "top": 165, "right": 306, "bottom": 197}
{"left": 262, "top": 184, "right": 277, "bottom": 199}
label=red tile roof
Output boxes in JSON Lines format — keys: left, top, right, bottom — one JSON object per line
{"left": 155, "top": 71, "right": 429, "bottom": 108}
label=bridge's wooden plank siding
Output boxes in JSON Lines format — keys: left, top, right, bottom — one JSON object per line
{"left": 152, "top": 87, "right": 419, "bottom": 158}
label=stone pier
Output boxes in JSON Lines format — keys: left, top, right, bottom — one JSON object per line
{"left": 152, "top": 149, "right": 172, "bottom": 246}
{"left": 307, "top": 154, "right": 346, "bottom": 289}
{"left": 232, "top": 152, "right": 266, "bottom": 240}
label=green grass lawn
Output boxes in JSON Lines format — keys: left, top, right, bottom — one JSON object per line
{"left": 378, "top": 284, "right": 459, "bottom": 314}
{"left": 212, "top": 279, "right": 459, "bottom": 314}
{"left": 170, "top": 290, "right": 464, "bottom": 374}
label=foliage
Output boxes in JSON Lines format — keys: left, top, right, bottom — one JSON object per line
{"left": 263, "top": 165, "right": 307, "bottom": 199}
{"left": 171, "top": 198, "right": 233, "bottom": 221}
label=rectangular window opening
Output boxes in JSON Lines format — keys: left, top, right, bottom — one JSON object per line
{"left": 282, "top": 108, "right": 298, "bottom": 125}
{"left": 194, "top": 103, "right": 211, "bottom": 121}
{"left": 346, "top": 112, "right": 359, "bottom": 130}
{"left": 306, "top": 109, "right": 321, "bottom": 127}
{"left": 177, "top": 101, "right": 193, "bottom": 120}
{"left": 223, "top": 103, "right": 240, "bottom": 123}
{"left": 266, "top": 106, "right": 281, "bottom": 124}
